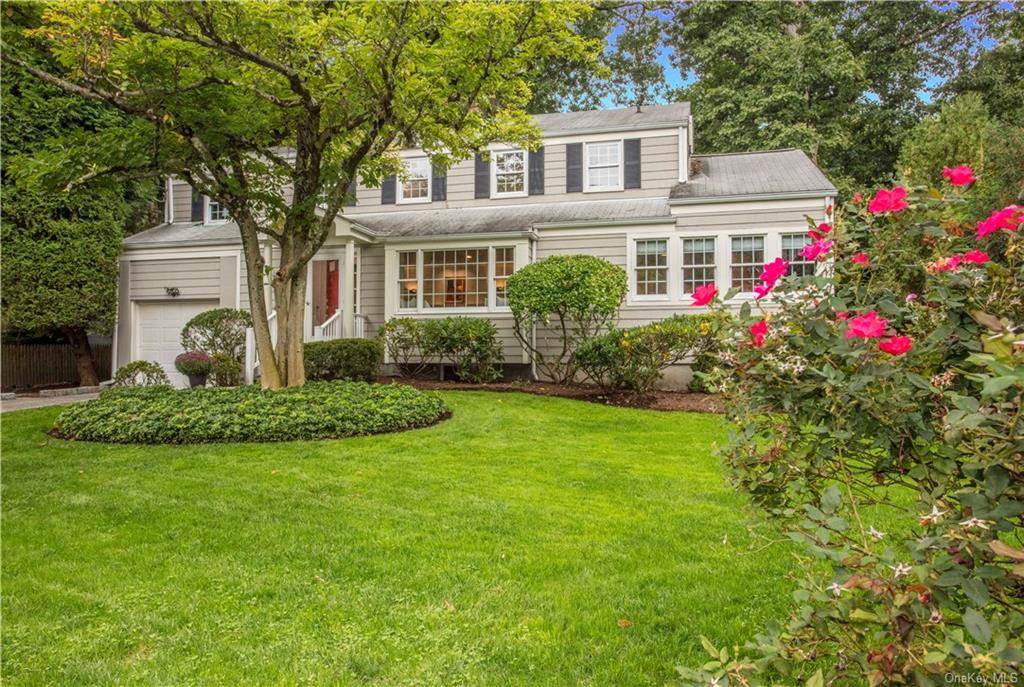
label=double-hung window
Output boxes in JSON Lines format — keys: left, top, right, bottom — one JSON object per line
{"left": 493, "top": 247, "right": 514, "bottom": 306}
{"left": 492, "top": 150, "right": 526, "bottom": 197}
{"left": 730, "top": 235, "right": 765, "bottom": 292}
{"left": 781, "top": 233, "right": 815, "bottom": 277}
{"left": 398, "top": 252, "right": 418, "bottom": 309}
{"left": 585, "top": 141, "right": 622, "bottom": 192}
{"left": 397, "top": 157, "right": 431, "bottom": 203}
{"left": 207, "top": 198, "right": 229, "bottom": 223}
{"left": 681, "top": 238, "right": 716, "bottom": 295}
{"left": 633, "top": 239, "right": 668, "bottom": 297}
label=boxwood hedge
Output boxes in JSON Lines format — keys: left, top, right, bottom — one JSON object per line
{"left": 54, "top": 382, "right": 450, "bottom": 444}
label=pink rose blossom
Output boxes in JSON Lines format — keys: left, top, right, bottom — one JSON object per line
{"left": 845, "top": 311, "right": 889, "bottom": 339}
{"left": 853, "top": 192, "right": 862, "bottom": 204}
{"left": 809, "top": 222, "right": 833, "bottom": 240}
{"left": 879, "top": 336, "right": 913, "bottom": 355}
{"left": 760, "top": 258, "right": 789, "bottom": 285}
{"left": 905, "top": 293, "right": 918, "bottom": 303}
{"left": 690, "top": 284, "right": 717, "bottom": 306}
{"left": 961, "top": 250, "right": 989, "bottom": 264}
{"left": 852, "top": 253, "right": 869, "bottom": 266}
{"left": 976, "top": 205, "right": 1023, "bottom": 239}
{"left": 800, "top": 239, "right": 833, "bottom": 261}
{"left": 868, "top": 187, "right": 909, "bottom": 214}
{"left": 750, "top": 320, "right": 768, "bottom": 348}
{"left": 835, "top": 311, "right": 849, "bottom": 321}
{"left": 927, "top": 255, "right": 962, "bottom": 273}
{"left": 942, "top": 165, "right": 977, "bottom": 186}
{"left": 753, "top": 282, "right": 772, "bottom": 300}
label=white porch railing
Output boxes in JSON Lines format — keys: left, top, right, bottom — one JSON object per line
{"left": 243, "top": 309, "right": 370, "bottom": 384}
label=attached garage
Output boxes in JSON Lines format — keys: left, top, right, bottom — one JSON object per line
{"left": 135, "top": 299, "right": 219, "bottom": 387}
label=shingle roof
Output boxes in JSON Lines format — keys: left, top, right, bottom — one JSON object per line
{"left": 533, "top": 102, "right": 690, "bottom": 135}
{"left": 348, "top": 197, "right": 673, "bottom": 238}
{"left": 670, "top": 149, "right": 836, "bottom": 201}
{"left": 124, "top": 221, "right": 241, "bottom": 247}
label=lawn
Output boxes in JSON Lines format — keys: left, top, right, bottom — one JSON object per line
{"left": 1, "top": 391, "right": 797, "bottom": 686}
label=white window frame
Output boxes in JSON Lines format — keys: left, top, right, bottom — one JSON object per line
{"left": 729, "top": 234, "right": 768, "bottom": 295}
{"left": 493, "top": 246, "right": 515, "bottom": 307}
{"left": 680, "top": 236, "right": 716, "bottom": 296}
{"left": 490, "top": 149, "right": 528, "bottom": 199}
{"left": 393, "top": 245, "right": 517, "bottom": 314}
{"left": 396, "top": 157, "right": 432, "bottom": 205}
{"left": 630, "top": 237, "right": 670, "bottom": 302}
{"left": 204, "top": 197, "right": 229, "bottom": 224}
{"left": 780, "top": 232, "right": 816, "bottom": 278}
{"left": 583, "top": 140, "right": 624, "bottom": 193}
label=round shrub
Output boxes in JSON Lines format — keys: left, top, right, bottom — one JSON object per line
{"left": 210, "top": 352, "right": 242, "bottom": 387}
{"left": 506, "top": 254, "right": 627, "bottom": 383}
{"left": 421, "top": 316, "right": 503, "bottom": 383}
{"left": 378, "top": 317, "right": 430, "bottom": 377}
{"left": 304, "top": 338, "right": 383, "bottom": 382}
{"left": 174, "top": 351, "right": 212, "bottom": 376}
{"left": 180, "top": 308, "right": 253, "bottom": 360}
{"left": 112, "top": 360, "right": 170, "bottom": 387}
{"left": 54, "top": 381, "right": 450, "bottom": 444}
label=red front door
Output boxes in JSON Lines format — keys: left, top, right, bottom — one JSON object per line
{"left": 312, "top": 259, "right": 340, "bottom": 327}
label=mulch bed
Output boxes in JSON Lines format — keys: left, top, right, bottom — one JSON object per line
{"left": 389, "top": 377, "right": 724, "bottom": 414}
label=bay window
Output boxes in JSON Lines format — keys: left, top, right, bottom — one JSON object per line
{"left": 585, "top": 141, "right": 622, "bottom": 192}
{"left": 398, "top": 157, "right": 431, "bottom": 203}
{"left": 396, "top": 246, "right": 516, "bottom": 311}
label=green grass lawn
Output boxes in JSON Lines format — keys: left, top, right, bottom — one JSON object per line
{"left": 2, "top": 391, "right": 798, "bottom": 686}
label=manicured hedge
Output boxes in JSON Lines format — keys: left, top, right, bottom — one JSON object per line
{"left": 304, "top": 338, "right": 383, "bottom": 382}
{"left": 54, "top": 382, "right": 449, "bottom": 444}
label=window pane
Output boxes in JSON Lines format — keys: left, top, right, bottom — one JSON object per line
{"left": 586, "top": 142, "right": 620, "bottom": 190}
{"left": 494, "top": 151, "right": 525, "bottom": 194}
{"left": 401, "top": 158, "right": 430, "bottom": 200}
{"left": 398, "top": 251, "right": 417, "bottom": 309}
{"left": 781, "top": 233, "right": 815, "bottom": 277}
{"left": 494, "top": 247, "right": 514, "bottom": 306}
{"left": 422, "top": 248, "right": 489, "bottom": 308}
{"left": 634, "top": 239, "right": 667, "bottom": 296}
{"left": 730, "top": 236, "right": 765, "bottom": 291}
{"left": 682, "top": 237, "right": 716, "bottom": 294}
{"left": 208, "top": 200, "right": 229, "bottom": 221}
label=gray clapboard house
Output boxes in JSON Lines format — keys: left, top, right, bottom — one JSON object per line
{"left": 117, "top": 102, "right": 836, "bottom": 387}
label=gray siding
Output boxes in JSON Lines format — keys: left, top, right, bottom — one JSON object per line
{"left": 129, "top": 257, "right": 222, "bottom": 300}
{"left": 674, "top": 202, "right": 822, "bottom": 231}
{"left": 359, "top": 244, "right": 385, "bottom": 337}
{"left": 348, "top": 135, "right": 678, "bottom": 214}
{"left": 171, "top": 179, "right": 194, "bottom": 222}
{"left": 535, "top": 233, "right": 627, "bottom": 268}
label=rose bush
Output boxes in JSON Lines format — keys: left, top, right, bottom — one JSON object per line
{"left": 679, "top": 172, "right": 1023, "bottom": 686}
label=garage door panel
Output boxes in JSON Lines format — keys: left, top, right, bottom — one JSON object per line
{"left": 135, "top": 299, "right": 219, "bottom": 387}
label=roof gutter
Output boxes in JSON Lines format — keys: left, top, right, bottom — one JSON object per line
{"left": 668, "top": 189, "right": 838, "bottom": 205}
{"left": 381, "top": 230, "right": 539, "bottom": 244}
{"left": 533, "top": 215, "right": 676, "bottom": 230}
{"left": 123, "top": 237, "right": 242, "bottom": 250}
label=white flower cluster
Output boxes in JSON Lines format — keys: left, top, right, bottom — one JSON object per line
{"left": 762, "top": 344, "right": 808, "bottom": 375}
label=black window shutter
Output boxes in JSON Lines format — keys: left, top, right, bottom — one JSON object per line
{"left": 528, "top": 146, "right": 545, "bottom": 196}
{"left": 381, "top": 175, "right": 396, "bottom": 204}
{"left": 343, "top": 179, "right": 357, "bottom": 207}
{"left": 431, "top": 163, "right": 447, "bottom": 201}
{"left": 565, "top": 143, "right": 583, "bottom": 193}
{"left": 191, "top": 187, "right": 203, "bottom": 221}
{"left": 474, "top": 153, "right": 490, "bottom": 199}
{"left": 624, "top": 139, "right": 641, "bottom": 189}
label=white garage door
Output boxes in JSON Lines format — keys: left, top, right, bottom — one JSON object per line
{"left": 136, "top": 299, "right": 220, "bottom": 387}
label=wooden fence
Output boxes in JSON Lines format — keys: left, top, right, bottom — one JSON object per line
{"left": 1, "top": 343, "right": 112, "bottom": 391}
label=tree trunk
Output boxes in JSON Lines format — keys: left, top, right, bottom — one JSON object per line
{"left": 61, "top": 326, "right": 99, "bottom": 387}
{"left": 238, "top": 221, "right": 283, "bottom": 389}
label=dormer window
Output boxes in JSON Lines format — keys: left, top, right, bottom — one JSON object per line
{"left": 491, "top": 149, "right": 527, "bottom": 198}
{"left": 584, "top": 141, "right": 623, "bottom": 192}
{"left": 206, "top": 198, "right": 229, "bottom": 223}
{"left": 397, "top": 157, "right": 431, "bottom": 204}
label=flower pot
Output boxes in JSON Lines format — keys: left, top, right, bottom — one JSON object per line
{"left": 187, "top": 374, "right": 208, "bottom": 388}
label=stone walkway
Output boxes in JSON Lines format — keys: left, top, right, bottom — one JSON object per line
{"left": 1, "top": 393, "right": 100, "bottom": 413}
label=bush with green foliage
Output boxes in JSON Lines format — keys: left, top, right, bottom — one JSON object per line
{"left": 506, "top": 254, "right": 627, "bottom": 383}
{"left": 210, "top": 352, "right": 243, "bottom": 387}
{"left": 421, "top": 317, "right": 503, "bottom": 384}
{"left": 179, "top": 308, "right": 253, "bottom": 361}
{"left": 55, "top": 381, "right": 449, "bottom": 444}
{"left": 576, "top": 313, "right": 725, "bottom": 393}
{"left": 174, "top": 351, "right": 212, "bottom": 377}
{"left": 111, "top": 361, "right": 170, "bottom": 387}
{"left": 303, "top": 338, "right": 383, "bottom": 382}
{"left": 378, "top": 318, "right": 430, "bottom": 378}
{"left": 678, "top": 177, "right": 1024, "bottom": 685}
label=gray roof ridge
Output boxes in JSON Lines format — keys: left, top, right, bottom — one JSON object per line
{"left": 692, "top": 148, "right": 803, "bottom": 158}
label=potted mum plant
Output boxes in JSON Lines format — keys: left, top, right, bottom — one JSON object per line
{"left": 174, "top": 351, "right": 213, "bottom": 388}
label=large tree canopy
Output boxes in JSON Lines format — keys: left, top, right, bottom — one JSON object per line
{"left": 2, "top": 0, "right": 596, "bottom": 388}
